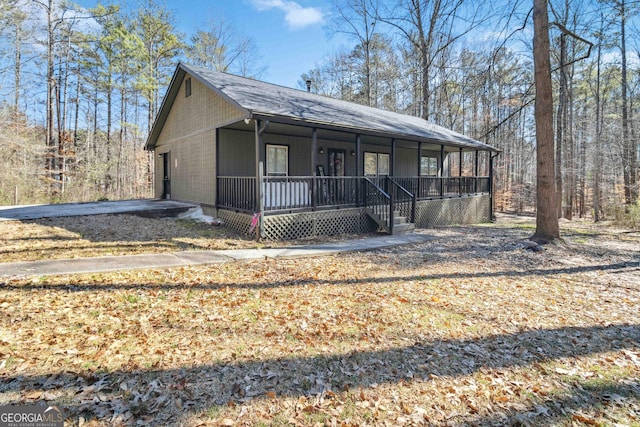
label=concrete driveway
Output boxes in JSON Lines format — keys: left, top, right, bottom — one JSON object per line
{"left": 0, "top": 199, "right": 196, "bottom": 221}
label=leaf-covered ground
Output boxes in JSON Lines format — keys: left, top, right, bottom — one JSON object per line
{"left": 0, "top": 215, "right": 639, "bottom": 426}
{"left": 0, "top": 214, "right": 264, "bottom": 262}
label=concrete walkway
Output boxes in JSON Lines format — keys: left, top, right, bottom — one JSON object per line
{"left": 0, "top": 234, "right": 431, "bottom": 278}
{"left": 0, "top": 199, "right": 195, "bottom": 221}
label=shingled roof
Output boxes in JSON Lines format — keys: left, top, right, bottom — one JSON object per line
{"left": 146, "top": 63, "right": 498, "bottom": 152}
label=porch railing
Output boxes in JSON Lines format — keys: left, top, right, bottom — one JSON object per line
{"left": 388, "top": 177, "right": 417, "bottom": 224}
{"left": 363, "top": 178, "right": 393, "bottom": 230}
{"left": 217, "top": 176, "right": 490, "bottom": 214}
{"left": 217, "top": 176, "right": 257, "bottom": 212}
{"left": 393, "top": 176, "right": 490, "bottom": 198}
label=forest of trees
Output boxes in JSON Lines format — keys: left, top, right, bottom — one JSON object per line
{"left": 0, "top": 0, "right": 638, "bottom": 221}
{"left": 0, "top": 0, "right": 264, "bottom": 204}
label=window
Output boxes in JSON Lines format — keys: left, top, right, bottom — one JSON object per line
{"left": 421, "top": 156, "right": 438, "bottom": 176}
{"left": 378, "top": 153, "right": 390, "bottom": 175}
{"left": 364, "top": 152, "right": 390, "bottom": 176}
{"left": 364, "top": 152, "right": 377, "bottom": 176}
{"left": 266, "top": 144, "right": 288, "bottom": 176}
{"left": 185, "top": 77, "right": 192, "bottom": 97}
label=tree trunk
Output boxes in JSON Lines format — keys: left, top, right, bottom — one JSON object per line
{"left": 532, "top": 0, "right": 560, "bottom": 243}
{"left": 619, "top": 0, "right": 635, "bottom": 206}
{"left": 14, "top": 18, "right": 22, "bottom": 120}
{"left": 555, "top": 32, "right": 566, "bottom": 218}
{"left": 593, "top": 13, "right": 604, "bottom": 222}
{"left": 578, "top": 99, "right": 587, "bottom": 218}
{"left": 46, "top": 0, "right": 56, "bottom": 193}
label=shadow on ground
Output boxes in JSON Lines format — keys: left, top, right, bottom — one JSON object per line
{"left": 1, "top": 324, "right": 637, "bottom": 425}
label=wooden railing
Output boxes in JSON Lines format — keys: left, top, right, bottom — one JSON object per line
{"left": 217, "top": 176, "right": 490, "bottom": 214}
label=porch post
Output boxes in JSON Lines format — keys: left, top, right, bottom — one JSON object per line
{"left": 255, "top": 119, "right": 260, "bottom": 212}
{"left": 474, "top": 149, "right": 479, "bottom": 193}
{"left": 311, "top": 127, "right": 317, "bottom": 208}
{"left": 459, "top": 147, "right": 463, "bottom": 196}
{"left": 215, "top": 128, "right": 220, "bottom": 210}
{"left": 356, "top": 134, "right": 361, "bottom": 205}
{"left": 254, "top": 119, "right": 264, "bottom": 239}
{"left": 440, "top": 145, "right": 445, "bottom": 197}
{"left": 489, "top": 152, "right": 495, "bottom": 221}
{"left": 390, "top": 138, "right": 396, "bottom": 176}
{"left": 417, "top": 142, "right": 422, "bottom": 198}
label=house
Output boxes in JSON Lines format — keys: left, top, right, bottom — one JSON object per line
{"left": 144, "top": 63, "right": 499, "bottom": 240}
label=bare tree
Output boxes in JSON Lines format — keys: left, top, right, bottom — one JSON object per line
{"left": 532, "top": 0, "right": 561, "bottom": 243}
{"left": 188, "top": 18, "right": 264, "bottom": 78}
{"left": 330, "top": 0, "right": 379, "bottom": 106}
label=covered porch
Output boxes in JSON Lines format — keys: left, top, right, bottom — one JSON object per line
{"left": 215, "top": 119, "right": 496, "bottom": 239}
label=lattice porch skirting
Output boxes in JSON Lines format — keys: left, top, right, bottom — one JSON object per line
{"left": 217, "top": 208, "right": 378, "bottom": 241}
{"left": 415, "top": 194, "right": 491, "bottom": 228}
{"left": 218, "top": 194, "right": 490, "bottom": 240}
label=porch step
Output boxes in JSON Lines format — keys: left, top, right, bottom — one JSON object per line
{"left": 365, "top": 209, "right": 415, "bottom": 235}
{"left": 390, "top": 222, "right": 416, "bottom": 235}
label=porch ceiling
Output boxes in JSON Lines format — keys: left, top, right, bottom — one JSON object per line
{"left": 223, "top": 119, "right": 481, "bottom": 153}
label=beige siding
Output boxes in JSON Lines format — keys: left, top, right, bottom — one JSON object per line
{"left": 154, "top": 75, "right": 245, "bottom": 205}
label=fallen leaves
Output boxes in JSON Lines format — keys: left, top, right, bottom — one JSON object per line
{"left": 1, "top": 216, "right": 639, "bottom": 425}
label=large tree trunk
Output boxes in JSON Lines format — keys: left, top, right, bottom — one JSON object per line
{"left": 532, "top": 0, "right": 560, "bottom": 243}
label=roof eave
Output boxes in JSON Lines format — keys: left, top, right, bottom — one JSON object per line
{"left": 145, "top": 63, "right": 252, "bottom": 151}
{"left": 250, "top": 112, "right": 499, "bottom": 152}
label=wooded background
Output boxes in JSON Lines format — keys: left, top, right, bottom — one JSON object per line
{"left": 0, "top": 0, "right": 638, "bottom": 220}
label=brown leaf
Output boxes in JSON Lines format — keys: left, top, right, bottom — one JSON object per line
{"left": 572, "top": 414, "right": 599, "bottom": 425}
{"left": 24, "top": 390, "right": 42, "bottom": 400}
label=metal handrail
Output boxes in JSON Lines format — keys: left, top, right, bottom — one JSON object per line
{"left": 388, "top": 177, "right": 416, "bottom": 223}
{"left": 363, "top": 177, "right": 394, "bottom": 233}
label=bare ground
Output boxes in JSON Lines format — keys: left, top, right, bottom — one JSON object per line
{"left": 0, "top": 213, "right": 638, "bottom": 426}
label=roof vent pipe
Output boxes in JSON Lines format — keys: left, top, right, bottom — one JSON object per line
{"left": 306, "top": 79, "right": 312, "bottom": 93}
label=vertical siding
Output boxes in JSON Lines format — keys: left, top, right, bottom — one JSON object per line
{"left": 264, "top": 134, "right": 313, "bottom": 176}
{"left": 218, "top": 129, "right": 254, "bottom": 176}
{"left": 395, "top": 147, "right": 418, "bottom": 176}
{"left": 393, "top": 148, "right": 443, "bottom": 177}
{"left": 153, "top": 75, "right": 245, "bottom": 205}
{"left": 316, "top": 139, "right": 356, "bottom": 176}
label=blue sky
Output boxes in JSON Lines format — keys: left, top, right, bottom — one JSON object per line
{"left": 183, "top": 0, "right": 348, "bottom": 87}
{"left": 74, "top": 0, "right": 349, "bottom": 88}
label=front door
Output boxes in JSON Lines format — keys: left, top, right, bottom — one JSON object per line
{"left": 161, "top": 152, "right": 171, "bottom": 199}
{"left": 328, "top": 149, "right": 346, "bottom": 203}
{"left": 328, "top": 149, "right": 345, "bottom": 177}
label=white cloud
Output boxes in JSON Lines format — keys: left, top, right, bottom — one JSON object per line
{"left": 250, "top": 0, "right": 324, "bottom": 30}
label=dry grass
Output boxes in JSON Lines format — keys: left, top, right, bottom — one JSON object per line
{"left": 0, "top": 214, "right": 368, "bottom": 263}
{"left": 0, "top": 214, "right": 639, "bottom": 426}
{"left": 0, "top": 214, "right": 260, "bottom": 262}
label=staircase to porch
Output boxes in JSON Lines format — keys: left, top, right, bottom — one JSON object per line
{"left": 366, "top": 208, "right": 415, "bottom": 235}
{"left": 363, "top": 177, "right": 416, "bottom": 235}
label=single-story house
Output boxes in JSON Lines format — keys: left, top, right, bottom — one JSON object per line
{"left": 144, "top": 63, "right": 499, "bottom": 240}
